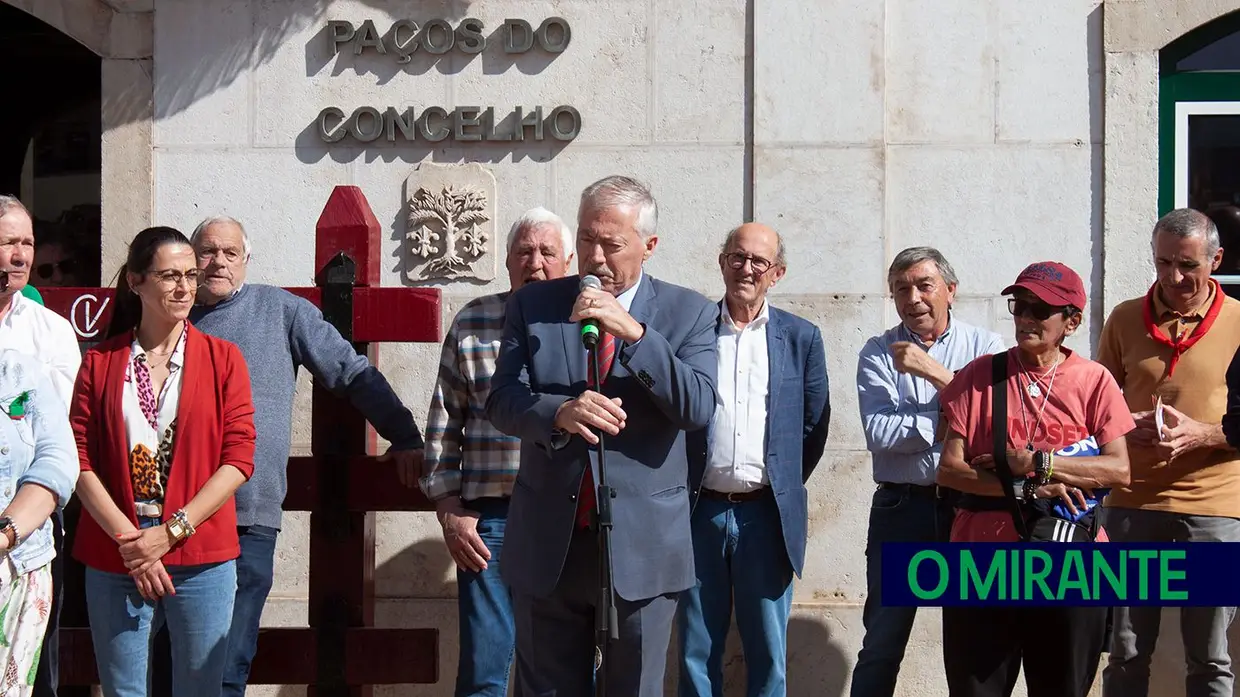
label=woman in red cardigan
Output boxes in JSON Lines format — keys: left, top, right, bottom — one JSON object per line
{"left": 69, "top": 226, "right": 256, "bottom": 697}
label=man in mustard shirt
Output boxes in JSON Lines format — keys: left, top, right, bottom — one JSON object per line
{"left": 1098, "top": 208, "right": 1240, "bottom": 697}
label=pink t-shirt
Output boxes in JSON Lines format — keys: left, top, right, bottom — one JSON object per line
{"left": 939, "top": 347, "right": 1135, "bottom": 542}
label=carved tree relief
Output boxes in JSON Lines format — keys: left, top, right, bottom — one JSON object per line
{"left": 406, "top": 185, "right": 491, "bottom": 279}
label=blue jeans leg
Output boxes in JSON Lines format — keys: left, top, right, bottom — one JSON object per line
{"left": 731, "top": 496, "right": 794, "bottom": 697}
{"left": 455, "top": 498, "right": 516, "bottom": 697}
{"left": 222, "top": 525, "right": 278, "bottom": 697}
{"left": 850, "top": 486, "right": 954, "bottom": 697}
{"left": 679, "top": 494, "right": 792, "bottom": 697}
{"left": 86, "top": 560, "right": 237, "bottom": 697}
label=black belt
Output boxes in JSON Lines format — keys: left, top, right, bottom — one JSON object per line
{"left": 699, "top": 487, "right": 771, "bottom": 503}
{"left": 877, "top": 482, "right": 958, "bottom": 502}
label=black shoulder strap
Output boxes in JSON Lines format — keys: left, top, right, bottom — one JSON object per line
{"left": 990, "top": 351, "right": 1029, "bottom": 541}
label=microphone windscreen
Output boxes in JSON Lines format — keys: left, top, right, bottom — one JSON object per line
{"left": 580, "top": 274, "right": 602, "bottom": 292}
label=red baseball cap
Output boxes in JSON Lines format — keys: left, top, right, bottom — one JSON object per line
{"left": 1001, "top": 261, "right": 1087, "bottom": 309}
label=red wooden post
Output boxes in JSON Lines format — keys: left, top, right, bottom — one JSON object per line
{"left": 44, "top": 185, "right": 442, "bottom": 692}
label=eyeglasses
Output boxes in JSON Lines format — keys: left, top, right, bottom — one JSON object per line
{"left": 722, "top": 252, "right": 775, "bottom": 274}
{"left": 35, "top": 260, "right": 75, "bottom": 280}
{"left": 1008, "top": 297, "right": 1069, "bottom": 321}
{"left": 150, "top": 269, "right": 206, "bottom": 289}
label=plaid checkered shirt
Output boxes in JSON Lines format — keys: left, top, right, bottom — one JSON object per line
{"left": 419, "top": 291, "right": 522, "bottom": 502}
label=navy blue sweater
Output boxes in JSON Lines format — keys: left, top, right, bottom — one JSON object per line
{"left": 189, "top": 284, "right": 422, "bottom": 529}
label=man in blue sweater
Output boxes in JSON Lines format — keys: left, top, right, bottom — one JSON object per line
{"left": 149, "top": 215, "right": 426, "bottom": 697}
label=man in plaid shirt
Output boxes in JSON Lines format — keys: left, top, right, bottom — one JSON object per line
{"left": 420, "top": 207, "right": 575, "bottom": 697}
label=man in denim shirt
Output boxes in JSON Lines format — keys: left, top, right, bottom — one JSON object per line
{"left": 850, "top": 247, "right": 1004, "bottom": 697}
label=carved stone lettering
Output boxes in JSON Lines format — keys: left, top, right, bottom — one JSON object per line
{"left": 404, "top": 163, "right": 498, "bottom": 282}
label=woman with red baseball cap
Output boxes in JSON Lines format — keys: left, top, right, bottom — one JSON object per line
{"left": 934, "top": 261, "right": 1136, "bottom": 697}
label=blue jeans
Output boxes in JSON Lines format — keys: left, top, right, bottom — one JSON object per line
{"left": 677, "top": 492, "right": 793, "bottom": 697}
{"left": 456, "top": 497, "right": 516, "bottom": 697}
{"left": 222, "top": 525, "right": 279, "bottom": 697}
{"left": 850, "top": 485, "right": 955, "bottom": 697}
{"left": 85, "top": 559, "right": 237, "bottom": 697}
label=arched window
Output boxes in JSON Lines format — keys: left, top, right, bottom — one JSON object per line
{"left": 1160, "top": 10, "right": 1240, "bottom": 293}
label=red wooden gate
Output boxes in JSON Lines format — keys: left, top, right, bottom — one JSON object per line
{"left": 39, "top": 186, "right": 441, "bottom": 695}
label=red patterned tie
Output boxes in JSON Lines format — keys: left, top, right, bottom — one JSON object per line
{"left": 576, "top": 332, "right": 616, "bottom": 528}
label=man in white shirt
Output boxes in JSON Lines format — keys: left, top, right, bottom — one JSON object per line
{"left": 0, "top": 197, "right": 81, "bottom": 403}
{"left": 679, "top": 222, "right": 830, "bottom": 697}
{"left": 0, "top": 195, "right": 81, "bottom": 697}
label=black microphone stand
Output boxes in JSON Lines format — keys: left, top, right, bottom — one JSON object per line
{"left": 587, "top": 338, "right": 619, "bottom": 697}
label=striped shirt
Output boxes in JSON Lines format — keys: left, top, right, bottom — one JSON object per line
{"left": 419, "top": 292, "right": 521, "bottom": 501}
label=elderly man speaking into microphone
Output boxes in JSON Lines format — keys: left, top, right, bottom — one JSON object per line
{"left": 486, "top": 175, "right": 719, "bottom": 697}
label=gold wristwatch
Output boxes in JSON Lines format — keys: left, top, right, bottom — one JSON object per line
{"left": 166, "top": 509, "right": 196, "bottom": 543}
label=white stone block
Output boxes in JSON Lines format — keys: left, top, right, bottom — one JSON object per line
{"left": 654, "top": 0, "right": 746, "bottom": 143}
{"left": 450, "top": 1, "right": 651, "bottom": 146}
{"left": 153, "top": 149, "right": 350, "bottom": 286}
{"left": 1102, "top": 50, "right": 1159, "bottom": 315}
{"left": 270, "top": 511, "right": 309, "bottom": 598}
{"left": 800, "top": 450, "right": 874, "bottom": 602}
{"left": 771, "top": 295, "right": 889, "bottom": 453}
{"left": 886, "top": 144, "right": 1100, "bottom": 302}
{"left": 756, "top": 0, "right": 884, "bottom": 145}
{"left": 887, "top": 0, "right": 993, "bottom": 144}
{"left": 996, "top": 0, "right": 1103, "bottom": 143}
{"left": 553, "top": 146, "right": 745, "bottom": 298}
{"left": 755, "top": 147, "right": 886, "bottom": 295}
{"left": 154, "top": 0, "right": 252, "bottom": 146}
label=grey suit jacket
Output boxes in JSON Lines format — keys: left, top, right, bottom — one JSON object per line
{"left": 485, "top": 273, "right": 719, "bottom": 602}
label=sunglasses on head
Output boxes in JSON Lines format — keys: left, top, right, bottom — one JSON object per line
{"left": 1007, "top": 297, "right": 1071, "bottom": 321}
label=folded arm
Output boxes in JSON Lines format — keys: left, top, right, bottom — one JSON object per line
{"left": 935, "top": 428, "right": 1004, "bottom": 496}
{"left": 857, "top": 340, "right": 937, "bottom": 455}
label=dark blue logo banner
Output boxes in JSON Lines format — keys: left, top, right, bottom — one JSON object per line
{"left": 881, "top": 543, "right": 1240, "bottom": 607}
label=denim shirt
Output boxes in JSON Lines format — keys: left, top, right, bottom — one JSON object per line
{"left": 856, "top": 315, "right": 1006, "bottom": 485}
{"left": 0, "top": 350, "right": 79, "bottom": 574}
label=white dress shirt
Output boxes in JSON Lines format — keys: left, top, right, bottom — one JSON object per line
{"left": 0, "top": 292, "right": 81, "bottom": 409}
{"left": 704, "top": 299, "right": 770, "bottom": 493}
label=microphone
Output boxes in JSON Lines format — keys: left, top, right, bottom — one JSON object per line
{"left": 579, "top": 274, "right": 602, "bottom": 348}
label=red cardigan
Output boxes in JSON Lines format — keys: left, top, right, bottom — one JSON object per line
{"left": 70, "top": 323, "right": 257, "bottom": 574}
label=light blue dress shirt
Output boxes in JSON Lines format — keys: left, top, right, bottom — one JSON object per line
{"left": 0, "top": 350, "right": 80, "bottom": 574}
{"left": 856, "top": 314, "right": 1005, "bottom": 486}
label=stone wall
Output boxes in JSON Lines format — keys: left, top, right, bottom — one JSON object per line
{"left": 48, "top": 0, "right": 1235, "bottom": 694}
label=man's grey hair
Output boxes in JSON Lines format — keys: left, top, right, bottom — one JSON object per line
{"left": 506, "top": 207, "right": 573, "bottom": 258}
{"left": 579, "top": 175, "right": 658, "bottom": 238}
{"left": 887, "top": 246, "right": 959, "bottom": 290}
{"left": 190, "top": 215, "right": 252, "bottom": 260}
{"left": 720, "top": 224, "right": 787, "bottom": 267}
{"left": 1152, "top": 208, "right": 1221, "bottom": 258}
{"left": 0, "top": 196, "right": 30, "bottom": 221}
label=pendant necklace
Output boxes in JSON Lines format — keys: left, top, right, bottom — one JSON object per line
{"left": 1016, "top": 352, "right": 1060, "bottom": 449}
{"left": 1020, "top": 352, "right": 1060, "bottom": 399}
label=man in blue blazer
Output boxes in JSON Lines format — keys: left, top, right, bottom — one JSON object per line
{"left": 486, "top": 175, "right": 719, "bottom": 697}
{"left": 679, "top": 222, "right": 830, "bottom": 697}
